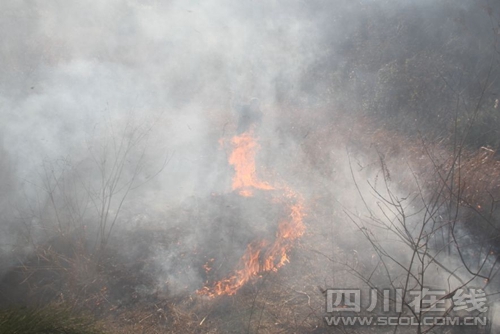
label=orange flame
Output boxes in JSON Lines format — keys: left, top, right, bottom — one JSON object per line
{"left": 228, "top": 131, "right": 274, "bottom": 196}
{"left": 198, "top": 130, "right": 305, "bottom": 297}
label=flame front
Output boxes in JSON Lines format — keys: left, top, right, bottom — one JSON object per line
{"left": 198, "top": 130, "right": 306, "bottom": 297}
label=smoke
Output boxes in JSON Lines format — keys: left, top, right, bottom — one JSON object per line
{"left": 0, "top": 0, "right": 323, "bottom": 200}
{"left": 1, "top": 0, "right": 499, "bottom": 328}
{"left": 0, "top": 0, "right": 324, "bottom": 294}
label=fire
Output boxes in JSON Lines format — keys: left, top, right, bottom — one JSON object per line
{"left": 198, "top": 129, "right": 306, "bottom": 297}
{"left": 228, "top": 131, "right": 274, "bottom": 196}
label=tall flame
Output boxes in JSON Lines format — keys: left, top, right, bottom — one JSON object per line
{"left": 198, "top": 130, "right": 306, "bottom": 297}
{"left": 228, "top": 131, "right": 274, "bottom": 197}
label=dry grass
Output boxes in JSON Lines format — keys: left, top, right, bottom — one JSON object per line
{"left": 3, "top": 107, "right": 500, "bottom": 333}
{"left": 0, "top": 303, "right": 106, "bottom": 334}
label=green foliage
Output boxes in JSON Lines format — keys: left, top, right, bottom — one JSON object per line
{"left": 0, "top": 305, "right": 106, "bottom": 334}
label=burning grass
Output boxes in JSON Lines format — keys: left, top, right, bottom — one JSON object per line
{"left": 2, "top": 107, "right": 500, "bottom": 333}
{"left": 198, "top": 129, "right": 306, "bottom": 297}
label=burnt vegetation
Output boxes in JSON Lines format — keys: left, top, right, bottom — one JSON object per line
{"left": 1, "top": 0, "right": 500, "bottom": 333}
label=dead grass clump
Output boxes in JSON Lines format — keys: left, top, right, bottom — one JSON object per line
{"left": 0, "top": 303, "right": 106, "bottom": 334}
{"left": 450, "top": 147, "right": 500, "bottom": 207}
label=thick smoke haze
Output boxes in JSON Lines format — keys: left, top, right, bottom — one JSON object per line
{"left": 1, "top": 0, "right": 500, "bottom": 332}
{"left": 0, "top": 0, "right": 325, "bottom": 294}
{"left": 0, "top": 0, "right": 320, "bottom": 199}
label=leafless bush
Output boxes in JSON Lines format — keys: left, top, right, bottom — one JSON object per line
{"left": 9, "top": 116, "right": 169, "bottom": 306}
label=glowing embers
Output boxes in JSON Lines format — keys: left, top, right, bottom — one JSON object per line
{"left": 197, "top": 130, "right": 306, "bottom": 297}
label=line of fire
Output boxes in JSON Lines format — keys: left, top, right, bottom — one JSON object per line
{"left": 197, "top": 102, "right": 306, "bottom": 297}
